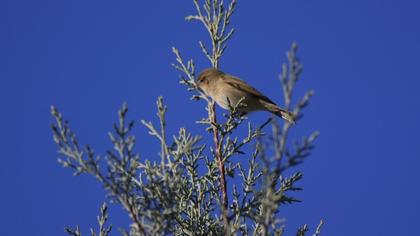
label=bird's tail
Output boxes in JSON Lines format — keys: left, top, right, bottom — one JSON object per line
{"left": 264, "top": 103, "right": 295, "bottom": 124}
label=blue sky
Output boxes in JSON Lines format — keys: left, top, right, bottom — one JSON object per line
{"left": 1, "top": 0, "right": 420, "bottom": 235}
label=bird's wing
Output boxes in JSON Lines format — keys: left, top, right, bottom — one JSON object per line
{"left": 221, "top": 74, "right": 277, "bottom": 105}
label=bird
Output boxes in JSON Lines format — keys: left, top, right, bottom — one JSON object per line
{"left": 196, "top": 68, "right": 295, "bottom": 123}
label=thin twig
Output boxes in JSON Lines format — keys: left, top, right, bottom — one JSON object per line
{"left": 209, "top": 102, "right": 228, "bottom": 227}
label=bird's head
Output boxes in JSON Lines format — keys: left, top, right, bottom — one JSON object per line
{"left": 196, "top": 68, "right": 223, "bottom": 94}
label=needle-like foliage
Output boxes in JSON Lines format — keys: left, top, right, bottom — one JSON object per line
{"left": 51, "top": 1, "right": 323, "bottom": 235}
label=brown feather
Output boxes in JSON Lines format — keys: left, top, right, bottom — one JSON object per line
{"left": 221, "top": 74, "right": 276, "bottom": 105}
{"left": 196, "top": 68, "right": 295, "bottom": 124}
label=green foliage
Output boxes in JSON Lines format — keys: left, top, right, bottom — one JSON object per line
{"left": 51, "top": 0, "right": 323, "bottom": 235}
{"left": 64, "top": 203, "right": 112, "bottom": 236}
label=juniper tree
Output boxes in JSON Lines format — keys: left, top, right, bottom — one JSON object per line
{"left": 51, "top": 0, "right": 323, "bottom": 235}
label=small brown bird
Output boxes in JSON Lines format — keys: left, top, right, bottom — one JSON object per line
{"left": 196, "top": 68, "right": 295, "bottom": 123}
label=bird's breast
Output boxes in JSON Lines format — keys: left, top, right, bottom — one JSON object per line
{"left": 211, "top": 85, "right": 261, "bottom": 112}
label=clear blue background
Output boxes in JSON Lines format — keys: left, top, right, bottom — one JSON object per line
{"left": 1, "top": 0, "right": 420, "bottom": 235}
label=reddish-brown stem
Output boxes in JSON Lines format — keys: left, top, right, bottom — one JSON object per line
{"left": 209, "top": 101, "right": 229, "bottom": 229}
